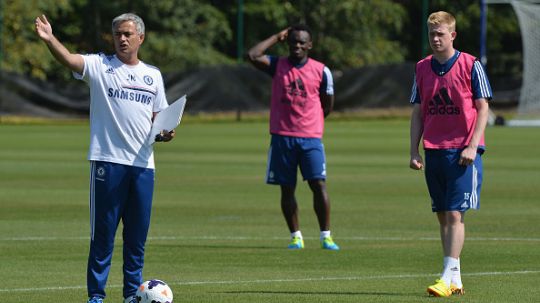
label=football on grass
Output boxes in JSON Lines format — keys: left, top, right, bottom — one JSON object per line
{"left": 136, "top": 279, "right": 173, "bottom": 303}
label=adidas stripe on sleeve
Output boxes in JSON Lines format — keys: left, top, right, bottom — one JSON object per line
{"left": 321, "top": 66, "right": 334, "bottom": 96}
{"left": 410, "top": 75, "right": 420, "bottom": 104}
{"left": 471, "top": 60, "right": 493, "bottom": 101}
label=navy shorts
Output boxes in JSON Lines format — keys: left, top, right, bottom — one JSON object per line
{"left": 266, "top": 134, "right": 327, "bottom": 186}
{"left": 424, "top": 149, "right": 483, "bottom": 212}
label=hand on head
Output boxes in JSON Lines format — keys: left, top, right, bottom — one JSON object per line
{"left": 277, "top": 28, "right": 290, "bottom": 42}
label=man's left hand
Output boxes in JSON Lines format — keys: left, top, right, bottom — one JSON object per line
{"left": 155, "top": 130, "right": 175, "bottom": 142}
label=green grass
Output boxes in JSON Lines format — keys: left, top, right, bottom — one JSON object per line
{"left": 0, "top": 119, "right": 539, "bottom": 303}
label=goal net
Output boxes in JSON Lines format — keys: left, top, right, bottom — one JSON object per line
{"left": 508, "top": 0, "right": 540, "bottom": 126}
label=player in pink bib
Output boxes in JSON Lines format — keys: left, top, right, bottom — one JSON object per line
{"left": 409, "top": 11, "right": 492, "bottom": 297}
{"left": 248, "top": 24, "right": 339, "bottom": 251}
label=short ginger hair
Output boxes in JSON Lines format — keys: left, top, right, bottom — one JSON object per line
{"left": 427, "top": 11, "right": 456, "bottom": 32}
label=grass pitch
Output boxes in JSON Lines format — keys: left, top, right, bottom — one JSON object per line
{"left": 0, "top": 119, "right": 539, "bottom": 302}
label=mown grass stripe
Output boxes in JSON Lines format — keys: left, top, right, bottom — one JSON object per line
{"left": 2, "top": 270, "right": 539, "bottom": 293}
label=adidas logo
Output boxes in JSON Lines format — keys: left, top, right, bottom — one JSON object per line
{"left": 428, "top": 87, "right": 460, "bottom": 115}
{"left": 286, "top": 78, "right": 307, "bottom": 98}
{"left": 105, "top": 67, "right": 115, "bottom": 74}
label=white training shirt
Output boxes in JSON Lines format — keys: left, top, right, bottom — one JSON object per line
{"left": 74, "top": 53, "right": 169, "bottom": 169}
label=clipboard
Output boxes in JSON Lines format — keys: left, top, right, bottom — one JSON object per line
{"left": 148, "top": 95, "right": 187, "bottom": 145}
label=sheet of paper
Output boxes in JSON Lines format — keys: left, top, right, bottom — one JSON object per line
{"left": 148, "top": 95, "right": 187, "bottom": 144}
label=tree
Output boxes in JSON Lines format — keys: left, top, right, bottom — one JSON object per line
{"left": 1, "top": 0, "right": 233, "bottom": 80}
{"left": 0, "top": 0, "right": 523, "bottom": 82}
{"left": 2, "top": 0, "right": 79, "bottom": 79}
{"left": 121, "top": 0, "right": 234, "bottom": 72}
{"left": 241, "top": 0, "right": 406, "bottom": 70}
{"left": 399, "top": 0, "right": 521, "bottom": 83}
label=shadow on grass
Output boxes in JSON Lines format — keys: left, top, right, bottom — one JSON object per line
{"left": 215, "top": 290, "right": 421, "bottom": 297}
{"left": 158, "top": 244, "right": 278, "bottom": 250}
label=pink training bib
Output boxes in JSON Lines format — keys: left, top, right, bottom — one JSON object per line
{"left": 415, "top": 52, "right": 484, "bottom": 149}
{"left": 270, "top": 57, "right": 325, "bottom": 138}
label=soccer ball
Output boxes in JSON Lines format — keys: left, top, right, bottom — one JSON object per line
{"left": 135, "top": 279, "right": 174, "bottom": 303}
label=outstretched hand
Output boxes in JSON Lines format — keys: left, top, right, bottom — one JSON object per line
{"left": 35, "top": 15, "right": 53, "bottom": 42}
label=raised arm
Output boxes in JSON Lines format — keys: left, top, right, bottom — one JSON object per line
{"left": 247, "top": 28, "right": 289, "bottom": 70}
{"left": 35, "top": 14, "right": 84, "bottom": 75}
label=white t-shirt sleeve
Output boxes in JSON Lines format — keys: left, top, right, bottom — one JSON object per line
{"left": 72, "top": 53, "right": 101, "bottom": 82}
{"left": 322, "top": 66, "right": 334, "bottom": 96}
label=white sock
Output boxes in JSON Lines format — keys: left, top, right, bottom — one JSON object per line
{"left": 291, "top": 230, "right": 302, "bottom": 239}
{"left": 320, "top": 230, "right": 331, "bottom": 241}
{"left": 441, "top": 257, "right": 459, "bottom": 287}
{"left": 451, "top": 258, "right": 462, "bottom": 288}
{"left": 443, "top": 256, "right": 450, "bottom": 268}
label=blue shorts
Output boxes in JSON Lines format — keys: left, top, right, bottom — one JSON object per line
{"left": 424, "top": 149, "right": 483, "bottom": 212}
{"left": 266, "top": 134, "right": 327, "bottom": 186}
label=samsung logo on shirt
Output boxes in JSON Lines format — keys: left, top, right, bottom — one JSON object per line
{"left": 107, "top": 88, "right": 153, "bottom": 105}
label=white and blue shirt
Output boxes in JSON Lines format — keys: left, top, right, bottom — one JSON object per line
{"left": 74, "top": 53, "right": 168, "bottom": 169}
